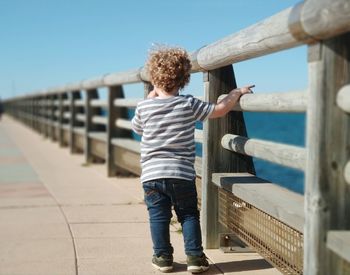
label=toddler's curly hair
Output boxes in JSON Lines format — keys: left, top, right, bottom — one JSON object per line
{"left": 146, "top": 45, "right": 191, "bottom": 93}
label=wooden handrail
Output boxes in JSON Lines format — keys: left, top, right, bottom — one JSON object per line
{"left": 219, "top": 90, "right": 307, "bottom": 113}
{"left": 221, "top": 134, "right": 306, "bottom": 171}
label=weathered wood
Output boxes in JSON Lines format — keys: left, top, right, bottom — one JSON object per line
{"left": 221, "top": 134, "right": 306, "bottom": 171}
{"left": 201, "top": 66, "right": 255, "bottom": 249}
{"left": 113, "top": 144, "right": 141, "bottom": 175}
{"left": 84, "top": 89, "right": 102, "bottom": 163}
{"left": 304, "top": 34, "right": 350, "bottom": 275}
{"left": 92, "top": 115, "right": 107, "bottom": 125}
{"left": 212, "top": 172, "right": 304, "bottom": 232}
{"left": 90, "top": 99, "right": 107, "bottom": 107}
{"left": 111, "top": 138, "right": 140, "bottom": 153}
{"left": 107, "top": 86, "right": 125, "bottom": 176}
{"left": 345, "top": 161, "right": 350, "bottom": 185}
{"left": 195, "top": 0, "right": 350, "bottom": 70}
{"left": 114, "top": 98, "right": 140, "bottom": 108}
{"left": 58, "top": 93, "right": 66, "bottom": 147}
{"left": 69, "top": 91, "right": 81, "bottom": 154}
{"left": 144, "top": 82, "right": 153, "bottom": 99}
{"left": 74, "top": 99, "right": 85, "bottom": 107}
{"left": 49, "top": 95, "right": 57, "bottom": 141}
{"left": 76, "top": 114, "right": 86, "bottom": 122}
{"left": 336, "top": 84, "right": 350, "bottom": 113}
{"left": 108, "top": 86, "right": 133, "bottom": 175}
{"left": 104, "top": 69, "right": 142, "bottom": 86}
{"left": 218, "top": 90, "right": 307, "bottom": 112}
{"left": 90, "top": 138, "right": 106, "bottom": 160}
{"left": 327, "top": 231, "right": 350, "bottom": 263}
{"left": 115, "top": 118, "right": 132, "bottom": 130}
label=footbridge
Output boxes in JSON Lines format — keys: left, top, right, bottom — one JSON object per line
{"left": 2, "top": 0, "right": 350, "bottom": 274}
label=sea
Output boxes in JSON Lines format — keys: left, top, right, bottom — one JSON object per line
{"left": 127, "top": 109, "right": 305, "bottom": 195}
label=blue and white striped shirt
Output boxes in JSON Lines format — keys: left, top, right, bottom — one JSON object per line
{"left": 131, "top": 95, "right": 214, "bottom": 183}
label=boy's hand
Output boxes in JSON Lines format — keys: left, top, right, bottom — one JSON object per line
{"left": 147, "top": 90, "right": 158, "bottom": 98}
{"left": 238, "top": 85, "right": 255, "bottom": 95}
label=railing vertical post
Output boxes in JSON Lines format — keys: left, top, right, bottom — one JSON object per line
{"left": 58, "top": 93, "right": 64, "bottom": 146}
{"left": 43, "top": 96, "right": 49, "bottom": 138}
{"left": 144, "top": 82, "right": 153, "bottom": 98}
{"left": 50, "top": 95, "right": 57, "bottom": 141}
{"left": 305, "top": 33, "right": 350, "bottom": 275}
{"left": 84, "top": 89, "right": 98, "bottom": 164}
{"left": 201, "top": 65, "right": 255, "bottom": 248}
{"left": 106, "top": 85, "right": 127, "bottom": 176}
{"left": 69, "top": 91, "right": 81, "bottom": 154}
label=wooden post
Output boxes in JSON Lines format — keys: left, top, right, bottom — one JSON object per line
{"left": 144, "top": 82, "right": 153, "bottom": 99}
{"left": 69, "top": 91, "right": 81, "bottom": 154}
{"left": 201, "top": 65, "right": 255, "bottom": 248}
{"left": 84, "top": 89, "right": 99, "bottom": 164}
{"left": 305, "top": 33, "right": 350, "bottom": 275}
{"left": 58, "top": 94, "right": 64, "bottom": 146}
{"left": 50, "top": 95, "right": 57, "bottom": 141}
{"left": 106, "top": 85, "right": 129, "bottom": 176}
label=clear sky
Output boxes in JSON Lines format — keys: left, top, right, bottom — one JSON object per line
{"left": 0, "top": 0, "right": 307, "bottom": 99}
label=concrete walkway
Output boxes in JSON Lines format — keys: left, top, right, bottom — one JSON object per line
{"left": 0, "top": 116, "right": 280, "bottom": 275}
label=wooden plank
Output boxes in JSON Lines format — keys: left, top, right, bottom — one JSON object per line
{"left": 194, "top": 129, "right": 203, "bottom": 144}
{"left": 76, "top": 114, "right": 86, "bottom": 122}
{"left": 73, "top": 126, "right": 85, "bottom": 135}
{"left": 221, "top": 134, "right": 306, "bottom": 171}
{"left": 345, "top": 161, "right": 350, "bottom": 185}
{"left": 92, "top": 115, "right": 107, "bottom": 125}
{"left": 212, "top": 172, "right": 304, "bottom": 232}
{"left": 115, "top": 118, "right": 132, "bottom": 130}
{"left": 336, "top": 84, "right": 350, "bottom": 113}
{"left": 111, "top": 138, "right": 140, "bottom": 154}
{"left": 114, "top": 98, "right": 140, "bottom": 107}
{"left": 88, "top": 131, "right": 107, "bottom": 142}
{"left": 195, "top": 0, "right": 350, "bottom": 70}
{"left": 304, "top": 34, "right": 350, "bottom": 275}
{"left": 201, "top": 66, "right": 255, "bottom": 249}
{"left": 104, "top": 68, "right": 142, "bottom": 86}
{"left": 74, "top": 99, "right": 85, "bottom": 107}
{"left": 90, "top": 99, "right": 107, "bottom": 107}
{"left": 218, "top": 90, "right": 307, "bottom": 112}
{"left": 327, "top": 231, "right": 350, "bottom": 263}
{"left": 112, "top": 145, "right": 141, "bottom": 175}
{"left": 91, "top": 138, "right": 106, "bottom": 160}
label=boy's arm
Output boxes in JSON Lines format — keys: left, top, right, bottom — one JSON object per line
{"left": 209, "top": 85, "right": 254, "bottom": 119}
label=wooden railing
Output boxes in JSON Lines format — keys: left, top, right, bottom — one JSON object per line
{"left": 3, "top": 0, "right": 350, "bottom": 274}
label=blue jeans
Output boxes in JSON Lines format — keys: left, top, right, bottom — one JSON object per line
{"left": 142, "top": 178, "right": 203, "bottom": 257}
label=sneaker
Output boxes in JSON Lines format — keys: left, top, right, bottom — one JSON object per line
{"left": 187, "top": 254, "right": 209, "bottom": 273}
{"left": 152, "top": 255, "right": 173, "bottom": 273}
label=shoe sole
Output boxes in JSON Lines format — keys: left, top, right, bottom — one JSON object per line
{"left": 152, "top": 263, "right": 173, "bottom": 273}
{"left": 187, "top": 265, "right": 209, "bottom": 273}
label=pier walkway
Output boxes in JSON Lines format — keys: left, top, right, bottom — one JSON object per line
{"left": 0, "top": 116, "right": 278, "bottom": 275}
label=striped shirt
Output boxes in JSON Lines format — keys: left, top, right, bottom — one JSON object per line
{"left": 131, "top": 95, "right": 214, "bottom": 183}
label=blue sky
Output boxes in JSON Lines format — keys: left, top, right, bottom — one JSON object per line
{"left": 0, "top": 0, "right": 307, "bottom": 99}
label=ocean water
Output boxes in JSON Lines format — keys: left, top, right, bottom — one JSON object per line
{"left": 128, "top": 110, "right": 305, "bottom": 194}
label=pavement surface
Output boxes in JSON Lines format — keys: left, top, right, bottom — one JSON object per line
{"left": 0, "top": 116, "right": 280, "bottom": 275}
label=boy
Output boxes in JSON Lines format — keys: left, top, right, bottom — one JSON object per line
{"left": 132, "top": 46, "right": 253, "bottom": 273}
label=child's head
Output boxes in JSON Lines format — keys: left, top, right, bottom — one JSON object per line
{"left": 146, "top": 45, "right": 191, "bottom": 94}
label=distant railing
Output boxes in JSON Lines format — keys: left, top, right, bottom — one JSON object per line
{"left": 3, "top": 0, "right": 350, "bottom": 274}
